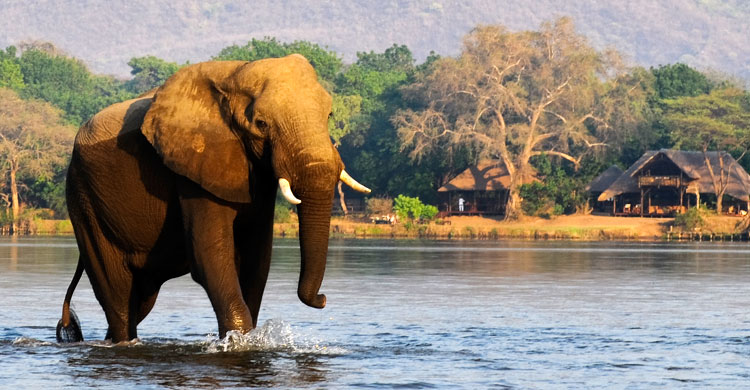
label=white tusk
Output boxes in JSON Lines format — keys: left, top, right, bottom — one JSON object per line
{"left": 278, "top": 178, "right": 301, "bottom": 205}
{"left": 340, "top": 170, "right": 371, "bottom": 193}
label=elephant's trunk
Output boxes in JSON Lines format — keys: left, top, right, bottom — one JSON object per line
{"left": 295, "top": 190, "right": 334, "bottom": 309}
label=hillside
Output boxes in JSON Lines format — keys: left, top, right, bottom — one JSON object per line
{"left": 0, "top": 0, "right": 748, "bottom": 81}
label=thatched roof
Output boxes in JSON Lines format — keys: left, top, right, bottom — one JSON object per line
{"left": 586, "top": 165, "right": 624, "bottom": 193}
{"left": 597, "top": 149, "right": 750, "bottom": 201}
{"left": 438, "top": 160, "right": 512, "bottom": 192}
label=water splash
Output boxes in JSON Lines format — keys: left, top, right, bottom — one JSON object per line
{"left": 201, "top": 319, "right": 345, "bottom": 354}
{"left": 12, "top": 337, "right": 53, "bottom": 347}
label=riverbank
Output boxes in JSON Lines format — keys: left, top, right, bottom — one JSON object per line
{"left": 277, "top": 214, "right": 748, "bottom": 241}
{"left": 0, "top": 219, "right": 73, "bottom": 235}
{"left": 8, "top": 214, "right": 748, "bottom": 241}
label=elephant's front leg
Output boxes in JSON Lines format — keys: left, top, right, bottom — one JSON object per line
{"left": 178, "top": 179, "right": 253, "bottom": 337}
{"left": 235, "top": 191, "right": 276, "bottom": 328}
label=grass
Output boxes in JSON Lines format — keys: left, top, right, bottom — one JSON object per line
{"left": 275, "top": 215, "right": 656, "bottom": 240}
{"left": 275, "top": 213, "right": 750, "bottom": 241}
{"left": 6, "top": 214, "right": 748, "bottom": 241}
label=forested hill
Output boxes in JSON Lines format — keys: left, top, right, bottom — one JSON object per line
{"left": 1, "top": 0, "right": 748, "bottom": 80}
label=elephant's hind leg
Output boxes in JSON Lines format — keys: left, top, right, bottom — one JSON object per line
{"left": 72, "top": 216, "right": 139, "bottom": 342}
{"left": 130, "top": 274, "right": 163, "bottom": 327}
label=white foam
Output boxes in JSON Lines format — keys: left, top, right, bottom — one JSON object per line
{"left": 201, "top": 319, "right": 347, "bottom": 354}
{"left": 12, "top": 337, "right": 52, "bottom": 347}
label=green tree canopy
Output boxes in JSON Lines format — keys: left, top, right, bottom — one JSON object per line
{"left": 0, "top": 47, "right": 24, "bottom": 90}
{"left": 651, "top": 63, "right": 712, "bottom": 100}
{"left": 213, "top": 37, "right": 343, "bottom": 83}
{"left": 355, "top": 44, "right": 415, "bottom": 73}
{"left": 17, "top": 46, "right": 132, "bottom": 125}
{"left": 333, "top": 43, "right": 448, "bottom": 201}
{"left": 0, "top": 58, "right": 24, "bottom": 90}
{"left": 329, "top": 94, "right": 362, "bottom": 146}
{"left": 665, "top": 87, "right": 750, "bottom": 214}
{"left": 126, "top": 55, "right": 180, "bottom": 94}
{"left": 666, "top": 88, "right": 750, "bottom": 152}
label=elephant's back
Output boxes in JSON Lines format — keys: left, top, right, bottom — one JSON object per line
{"left": 75, "top": 96, "right": 153, "bottom": 146}
{"left": 68, "top": 96, "right": 181, "bottom": 254}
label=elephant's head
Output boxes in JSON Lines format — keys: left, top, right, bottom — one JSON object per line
{"left": 141, "top": 54, "right": 369, "bottom": 309}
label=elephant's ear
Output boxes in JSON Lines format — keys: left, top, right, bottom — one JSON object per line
{"left": 142, "top": 61, "right": 253, "bottom": 203}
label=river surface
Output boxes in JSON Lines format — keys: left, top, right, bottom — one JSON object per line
{"left": 1, "top": 237, "right": 750, "bottom": 389}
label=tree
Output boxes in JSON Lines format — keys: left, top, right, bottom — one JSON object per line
{"left": 0, "top": 88, "right": 75, "bottom": 233}
{"left": 0, "top": 47, "right": 24, "bottom": 91}
{"left": 329, "top": 94, "right": 362, "bottom": 214}
{"left": 126, "top": 56, "right": 180, "bottom": 94}
{"left": 0, "top": 58, "right": 24, "bottom": 91}
{"left": 213, "top": 38, "right": 343, "bottom": 84}
{"left": 333, "top": 44, "right": 449, "bottom": 203}
{"left": 665, "top": 88, "right": 750, "bottom": 214}
{"left": 17, "top": 46, "right": 132, "bottom": 125}
{"left": 651, "top": 63, "right": 712, "bottom": 100}
{"left": 355, "top": 44, "right": 415, "bottom": 73}
{"left": 394, "top": 18, "right": 646, "bottom": 219}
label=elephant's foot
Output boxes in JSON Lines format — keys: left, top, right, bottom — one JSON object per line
{"left": 216, "top": 301, "right": 255, "bottom": 338}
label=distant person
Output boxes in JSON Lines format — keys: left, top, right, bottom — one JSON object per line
{"left": 458, "top": 197, "right": 465, "bottom": 212}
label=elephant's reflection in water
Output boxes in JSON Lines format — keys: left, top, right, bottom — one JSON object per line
{"left": 65, "top": 343, "right": 330, "bottom": 388}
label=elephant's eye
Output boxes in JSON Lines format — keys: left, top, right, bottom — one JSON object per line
{"left": 255, "top": 119, "right": 269, "bottom": 131}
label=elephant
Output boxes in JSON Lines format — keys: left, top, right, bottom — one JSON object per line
{"left": 55, "top": 54, "right": 370, "bottom": 343}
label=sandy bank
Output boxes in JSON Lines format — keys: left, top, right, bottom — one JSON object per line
{"left": 274, "top": 214, "right": 748, "bottom": 241}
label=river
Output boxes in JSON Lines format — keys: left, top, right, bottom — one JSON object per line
{"left": 1, "top": 237, "right": 749, "bottom": 389}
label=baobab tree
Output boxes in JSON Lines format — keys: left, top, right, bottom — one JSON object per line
{"left": 394, "top": 18, "right": 646, "bottom": 218}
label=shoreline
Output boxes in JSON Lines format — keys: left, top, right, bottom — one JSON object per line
{"left": 280, "top": 214, "right": 749, "bottom": 241}
{"left": 6, "top": 215, "right": 748, "bottom": 242}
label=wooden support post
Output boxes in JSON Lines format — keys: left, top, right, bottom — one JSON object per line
{"left": 680, "top": 187, "right": 684, "bottom": 208}
{"left": 640, "top": 188, "right": 644, "bottom": 217}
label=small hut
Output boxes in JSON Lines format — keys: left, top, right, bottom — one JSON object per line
{"left": 597, "top": 149, "right": 750, "bottom": 216}
{"left": 437, "top": 160, "right": 515, "bottom": 215}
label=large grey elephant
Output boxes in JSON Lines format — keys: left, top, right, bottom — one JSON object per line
{"left": 56, "top": 54, "right": 370, "bottom": 343}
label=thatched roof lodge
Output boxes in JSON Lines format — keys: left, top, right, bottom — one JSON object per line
{"left": 594, "top": 149, "right": 750, "bottom": 216}
{"left": 586, "top": 165, "right": 624, "bottom": 213}
{"left": 437, "top": 160, "right": 517, "bottom": 215}
{"left": 586, "top": 165, "right": 624, "bottom": 194}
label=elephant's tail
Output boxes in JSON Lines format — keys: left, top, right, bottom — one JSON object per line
{"left": 56, "top": 256, "right": 85, "bottom": 343}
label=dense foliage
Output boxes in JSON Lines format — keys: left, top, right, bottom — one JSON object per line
{"left": 0, "top": 88, "right": 75, "bottom": 232}
{"left": 393, "top": 195, "right": 438, "bottom": 222}
{"left": 0, "top": 18, "right": 748, "bottom": 231}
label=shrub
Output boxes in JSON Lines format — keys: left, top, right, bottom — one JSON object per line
{"left": 674, "top": 206, "right": 707, "bottom": 230}
{"left": 520, "top": 182, "right": 551, "bottom": 216}
{"left": 421, "top": 204, "right": 438, "bottom": 221}
{"left": 366, "top": 196, "right": 393, "bottom": 216}
{"left": 393, "top": 194, "right": 439, "bottom": 223}
{"left": 274, "top": 202, "right": 294, "bottom": 223}
{"left": 521, "top": 154, "right": 591, "bottom": 216}
{"left": 54, "top": 219, "right": 73, "bottom": 234}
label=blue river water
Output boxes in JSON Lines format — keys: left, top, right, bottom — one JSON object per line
{"left": 1, "top": 236, "right": 750, "bottom": 389}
